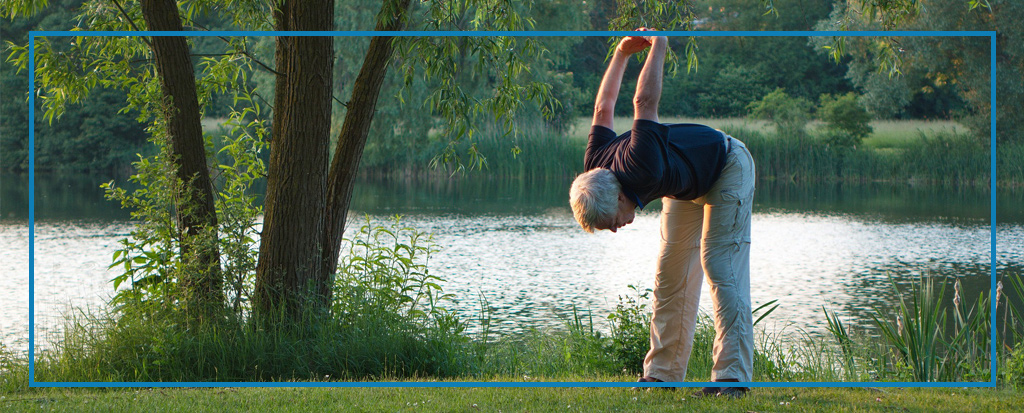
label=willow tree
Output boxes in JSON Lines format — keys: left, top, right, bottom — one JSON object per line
{"left": 4, "top": 0, "right": 792, "bottom": 321}
{"left": 3, "top": 0, "right": 559, "bottom": 321}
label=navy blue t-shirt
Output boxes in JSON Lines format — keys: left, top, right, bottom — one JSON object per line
{"left": 584, "top": 119, "right": 728, "bottom": 208}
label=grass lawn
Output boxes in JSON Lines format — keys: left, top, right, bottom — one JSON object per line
{"left": 2, "top": 383, "right": 1020, "bottom": 412}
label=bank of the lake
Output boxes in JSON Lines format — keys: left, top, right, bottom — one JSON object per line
{"left": 2, "top": 117, "right": 1022, "bottom": 392}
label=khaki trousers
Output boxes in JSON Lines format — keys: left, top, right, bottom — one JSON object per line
{"left": 642, "top": 137, "right": 755, "bottom": 383}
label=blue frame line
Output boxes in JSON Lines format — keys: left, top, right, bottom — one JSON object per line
{"left": 989, "top": 31, "right": 999, "bottom": 385}
{"left": 28, "top": 34, "right": 37, "bottom": 387}
{"left": 26, "top": 381, "right": 998, "bottom": 389}
{"left": 27, "top": 30, "right": 999, "bottom": 389}
{"left": 28, "top": 30, "right": 996, "bottom": 37}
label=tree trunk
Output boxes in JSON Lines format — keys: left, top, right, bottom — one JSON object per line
{"left": 253, "top": 0, "right": 335, "bottom": 319}
{"left": 320, "top": 0, "right": 413, "bottom": 300}
{"left": 140, "top": 0, "right": 223, "bottom": 317}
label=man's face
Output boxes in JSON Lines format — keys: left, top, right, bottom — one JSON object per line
{"left": 596, "top": 192, "right": 636, "bottom": 233}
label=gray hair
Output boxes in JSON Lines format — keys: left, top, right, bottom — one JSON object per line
{"left": 569, "top": 168, "right": 620, "bottom": 233}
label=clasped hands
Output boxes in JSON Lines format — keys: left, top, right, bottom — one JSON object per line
{"left": 617, "top": 27, "right": 666, "bottom": 55}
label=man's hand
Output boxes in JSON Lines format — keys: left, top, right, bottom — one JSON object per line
{"left": 638, "top": 28, "right": 667, "bottom": 46}
{"left": 617, "top": 27, "right": 653, "bottom": 55}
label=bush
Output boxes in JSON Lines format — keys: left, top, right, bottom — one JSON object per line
{"left": 1005, "top": 345, "right": 1024, "bottom": 390}
{"left": 818, "top": 92, "right": 873, "bottom": 146}
{"left": 334, "top": 215, "right": 462, "bottom": 336}
{"left": 606, "top": 284, "right": 652, "bottom": 375}
{"left": 697, "top": 63, "right": 772, "bottom": 117}
{"left": 35, "top": 216, "right": 473, "bottom": 382}
{"left": 747, "top": 88, "right": 813, "bottom": 139}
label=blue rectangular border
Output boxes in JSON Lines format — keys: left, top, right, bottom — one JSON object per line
{"left": 27, "top": 30, "right": 998, "bottom": 388}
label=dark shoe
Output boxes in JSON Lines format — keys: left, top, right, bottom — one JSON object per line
{"left": 690, "top": 386, "right": 721, "bottom": 398}
{"left": 717, "top": 386, "right": 750, "bottom": 399}
{"left": 631, "top": 376, "right": 673, "bottom": 391}
{"left": 690, "top": 378, "right": 746, "bottom": 399}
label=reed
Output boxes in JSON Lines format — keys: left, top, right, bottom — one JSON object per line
{"left": 358, "top": 116, "right": 1023, "bottom": 186}
{"left": 741, "top": 128, "right": 998, "bottom": 186}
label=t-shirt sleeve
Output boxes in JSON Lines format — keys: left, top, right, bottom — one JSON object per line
{"left": 585, "top": 125, "right": 617, "bottom": 170}
{"left": 623, "top": 119, "right": 668, "bottom": 178}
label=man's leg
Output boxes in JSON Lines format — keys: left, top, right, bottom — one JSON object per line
{"left": 698, "top": 138, "right": 755, "bottom": 383}
{"left": 642, "top": 197, "right": 705, "bottom": 382}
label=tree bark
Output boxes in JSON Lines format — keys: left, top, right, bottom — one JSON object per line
{"left": 320, "top": 0, "right": 413, "bottom": 300}
{"left": 253, "top": 0, "right": 335, "bottom": 318}
{"left": 140, "top": 0, "right": 223, "bottom": 317}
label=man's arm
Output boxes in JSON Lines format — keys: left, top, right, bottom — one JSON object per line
{"left": 633, "top": 36, "right": 668, "bottom": 123}
{"left": 592, "top": 33, "right": 652, "bottom": 130}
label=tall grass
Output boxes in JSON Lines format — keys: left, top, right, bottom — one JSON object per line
{"left": 741, "top": 128, "right": 997, "bottom": 186}
{"left": 817, "top": 274, "right": 1024, "bottom": 384}
{"left": 870, "top": 275, "right": 950, "bottom": 382}
{"left": 0, "top": 341, "right": 28, "bottom": 394}
{"left": 33, "top": 217, "right": 475, "bottom": 383}
{"left": 446, "top": 120, "right": 585, "bottom": 179}
{"left": 22, "top": 274, "right": 1024, "bottom": 385}
{"left": 358, "top": 116, "right": 1023, "bottom": 186}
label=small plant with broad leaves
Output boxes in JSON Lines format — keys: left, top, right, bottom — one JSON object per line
{"left": 334, "top": 215, "right": 463, "bottom": 336}
{"left": 606, "top": 284, "right": 652, "bottom": 375}
{"left": 104, "top": 80, "right": 267, "bottom": 319}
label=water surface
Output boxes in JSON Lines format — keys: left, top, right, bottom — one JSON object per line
{"left": 2, "top": 172, "right": 1021, "bottom": 355}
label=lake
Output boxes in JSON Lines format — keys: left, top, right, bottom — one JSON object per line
{"left": 2, "top": 172, "right": 1022, "bottom": 355}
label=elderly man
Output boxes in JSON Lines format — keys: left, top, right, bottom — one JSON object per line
{"left": 569, "top": 30, "right": 755, "bottom": 398}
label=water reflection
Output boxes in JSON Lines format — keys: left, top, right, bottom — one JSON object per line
{"left": 1, "top": 172, "right": 1021, "bottom": 355}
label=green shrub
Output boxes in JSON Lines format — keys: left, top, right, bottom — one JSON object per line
{"left": 334, "top": 215, "right": 465, "bottom": 339}
{"left": 747, "top": 88, "right": 813, "bottom": 139}
{"left": 697, "top": 63, "right": 772, "bottom": 117}
{"left": 1005, "top": 345, "right": 1024, "bottom": 390}
{"left": 606, "top": 284, "right": 652, "bottom": 375}
{"left": 818, "top": 92, "right": 873, "bottom": 146}
{"left": 35, "top": 216, "right": 472, "bottom": 382}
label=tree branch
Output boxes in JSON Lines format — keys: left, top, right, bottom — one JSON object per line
{"left": 111, "top": 0, "right": 152, "bottom": 47}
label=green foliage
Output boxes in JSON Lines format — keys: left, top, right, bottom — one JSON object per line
{"left": 867, "top": 275, "right": 996, "bottom": 382}
{"left": 103, "top": 71, "right": 265, "bottom": 318}
{"left": 738, "top": 123, "right": 998, "bottom": 185}
{"left": 605, "top": 284, "right": 651, "bottom": 375}
{"left": 823, "top": 307, "right": 854, "bottom": 370}
{"left": 0, "top": 341, "right": 17, "bottom": 389}
{"left": 696, "top": 63, "right": 772, "bottom": 117}
{"left": 817, "top": 0, "right": 1020, "bottom": 144}
{"left": 870, "top": 276, "right": 947, "bottom": 382}
{"left": 393, "top": 1, "right": 556, "bottom": 172}
{"left": 1004, "top": 273, "right": 1024, "bottom": 347}
{"left": 36, "top": 215, "right": 472, "bottom": 382}
{"left": 816, "top": 274, "right": 1014, "bottom": 383}
{"left": 1005, "top": 345, "right": 1024, "bottom": 390}
{"left": 747, "top": 88, "right": 813, "bottom": 139}
{"left": 212, "top": 90, "right": 267, "bottom": 315}
{"left": 563, "top": 306, "right": 618, "bottom": 374}
{"left": 840, "top": 60, "right": 913, "bottom": 119}
{"left": 818, "top": 92, "right": 873, "bottom": 147}
{"left": 334, "top": 215, "right": 458, "bottom": 331}
{"left": 817, "top": 0, "right": 923, "bottom": 77}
